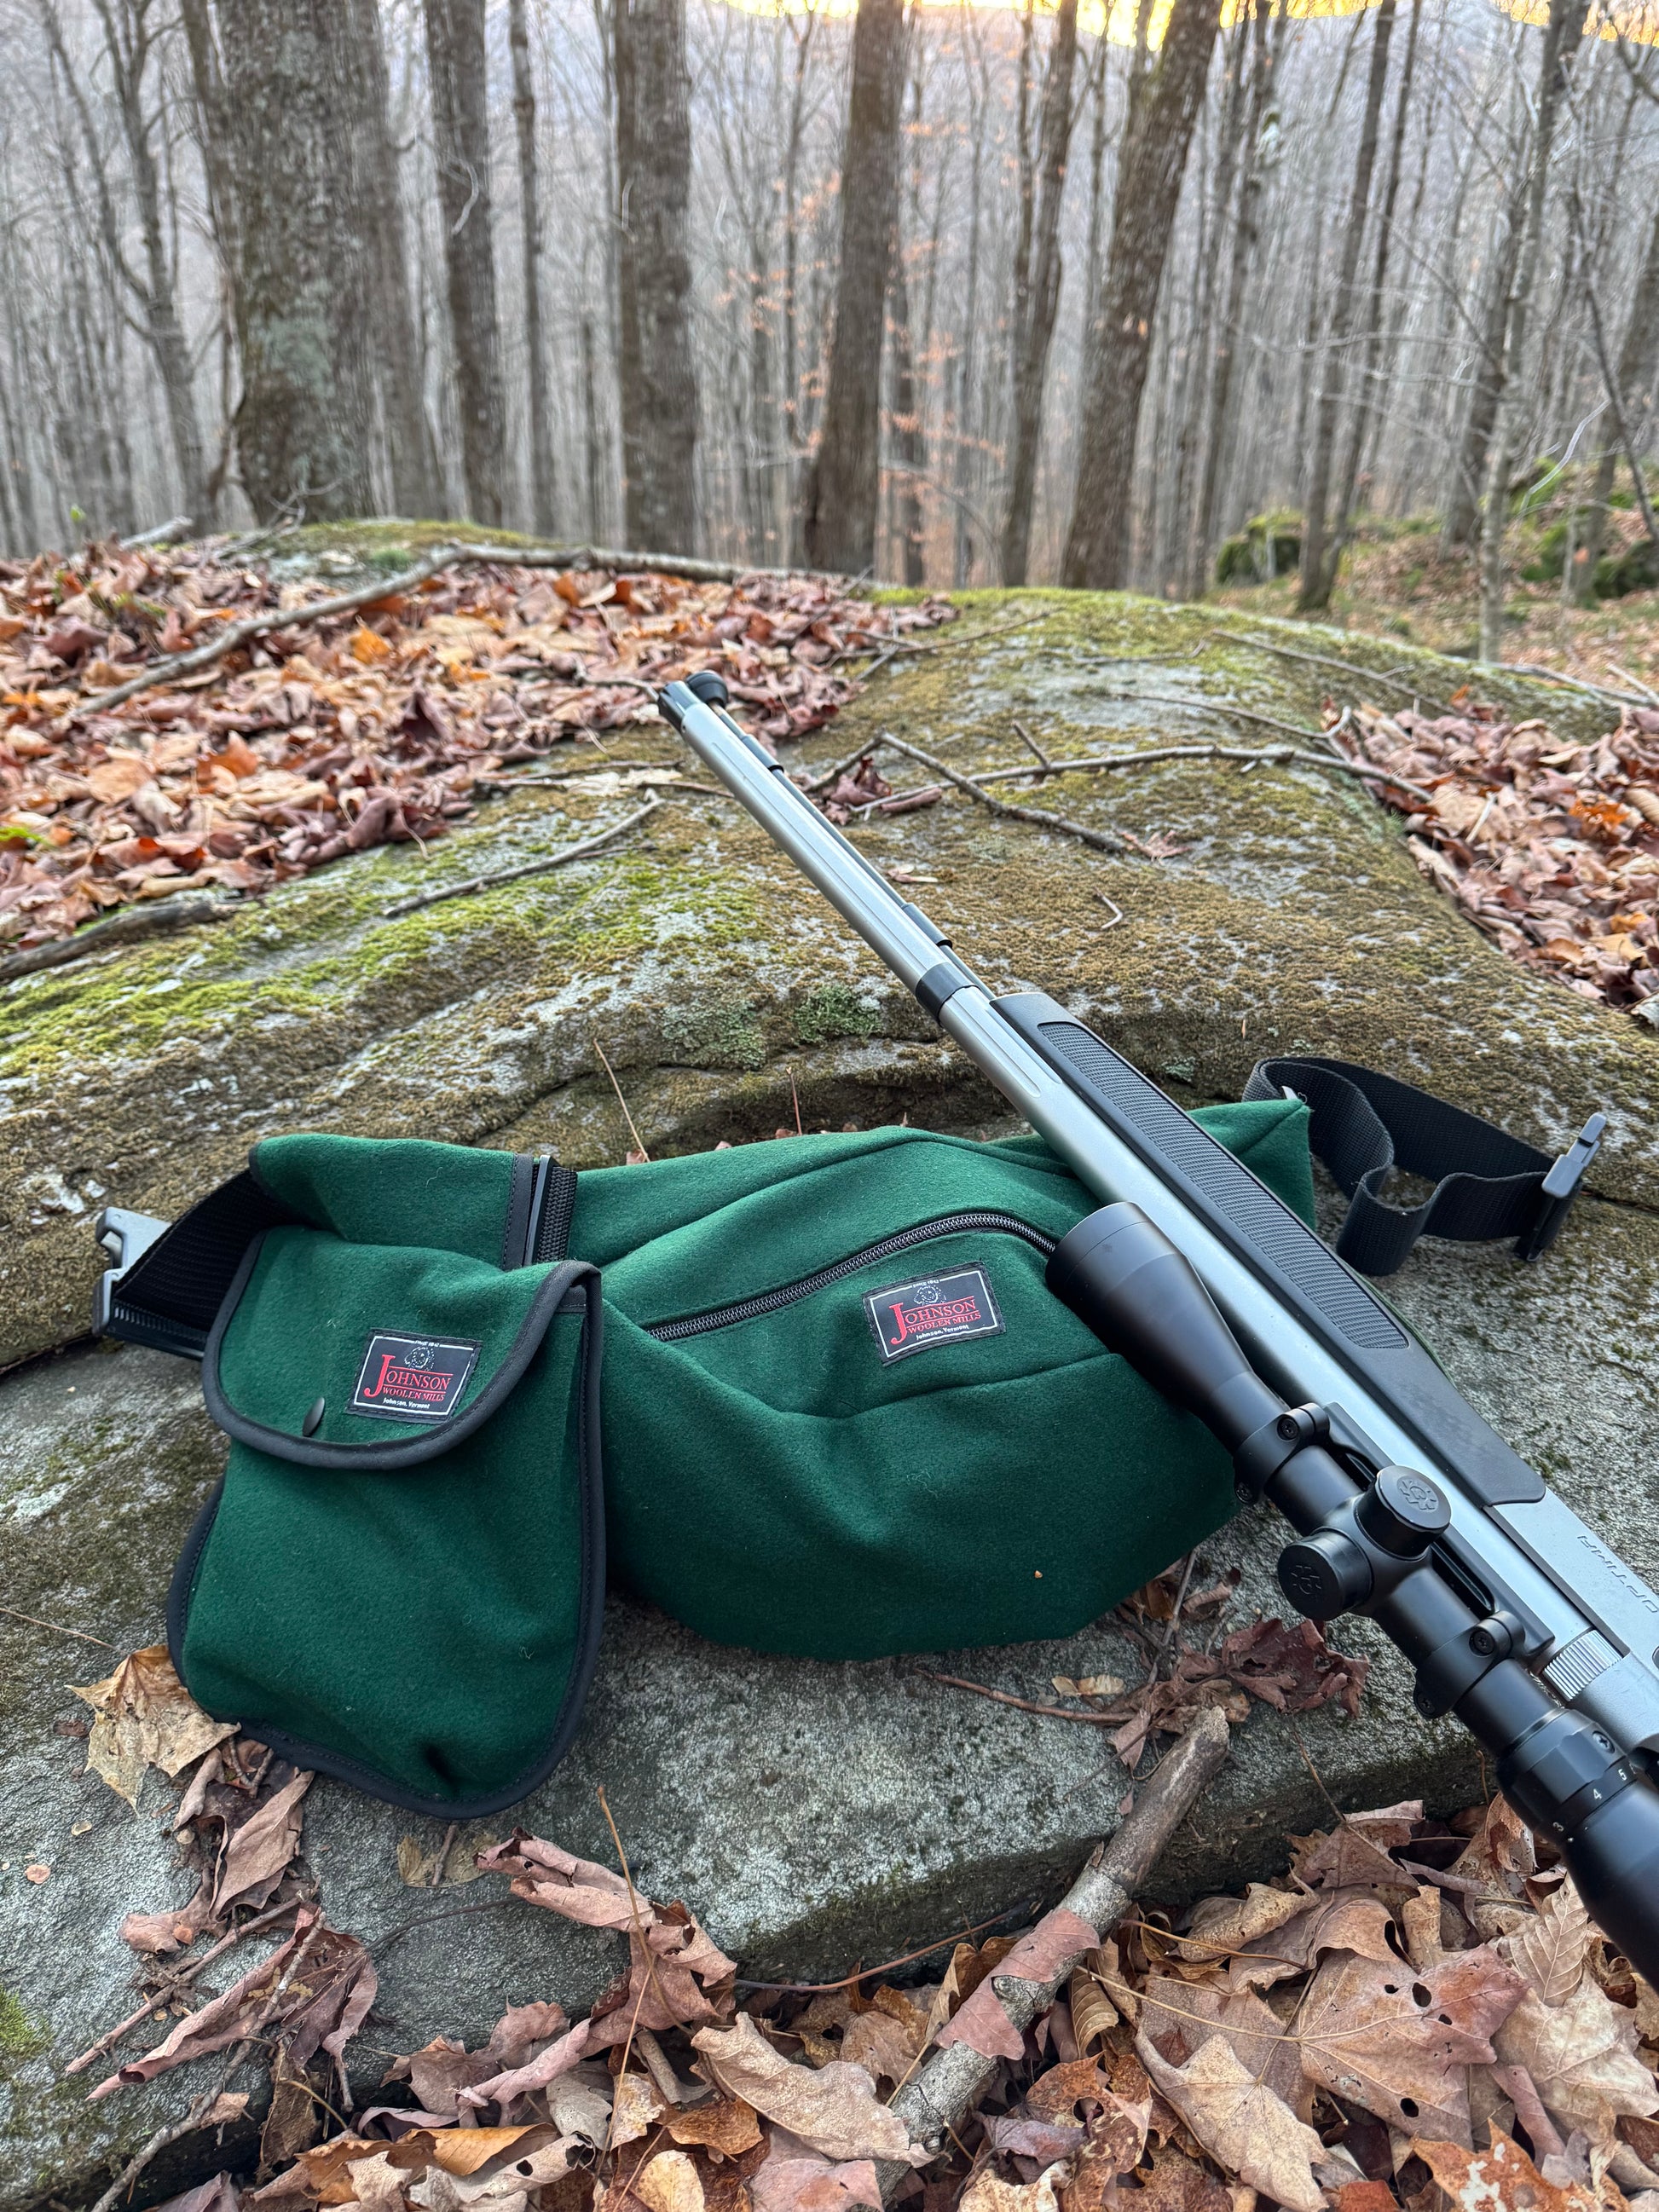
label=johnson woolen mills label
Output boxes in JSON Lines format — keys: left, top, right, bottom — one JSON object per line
{"left": 351, "top": 1332, "right": 481, "bottom": 1421}
{"left": 863, "top": 1266, "right": 1003, "bottom": 1365}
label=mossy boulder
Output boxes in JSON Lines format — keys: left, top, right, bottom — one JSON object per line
{"left": 1215, "top": 510, "right": 1303, "bottom": 585}
{"left": 4, "top": 589, "right": 1659, "bottom": 2207}
{"left": 1596, "top": 533, "right": 1659, "bottom": 598}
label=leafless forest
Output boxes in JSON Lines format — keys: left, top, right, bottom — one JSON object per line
{"left": 3, "top": 0, "right": 1657, "bottom": 650}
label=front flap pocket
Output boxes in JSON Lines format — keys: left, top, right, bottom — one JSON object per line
{"left": 174, "top": 1216, "right": 606, "bottom": 1816}
{"left": 204, "top": 1228, "right": 588, "bottom": 1469}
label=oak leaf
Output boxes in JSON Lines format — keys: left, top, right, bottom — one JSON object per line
{"left": 1142, "top": 1976, "right": 1305, "bottom": 2117}
{"left": 1136, "top": 2030, "right": 1326, "bottom": 2212}
{"left": 750, "top": 2150, "right": 882, "bottom": 2212}
{"left": 1176, "top": 1883, "right": 1307, "bottom": 1968}
{"left": 959, "top": 2168, "right": 1063, "bottom": 2212}
{"left": 1227, "top": 1887, "right": 1399, "bottom": 1993}
{"left": 668, "top": 2095, "right": 765, "bottom": 2157}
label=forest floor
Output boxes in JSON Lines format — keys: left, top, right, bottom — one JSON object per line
{"left": 64, "top": 1585, "right": 1659, "bottom": 2212}
{"left": 1211, "top": 520, "right": 1659, "bottom": 691}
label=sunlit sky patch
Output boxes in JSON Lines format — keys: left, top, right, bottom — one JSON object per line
{"left": 722, "top": 0, "right": 1659, "bottom": 50}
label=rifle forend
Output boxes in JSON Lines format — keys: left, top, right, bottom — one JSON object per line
{"left": 659, "top": 668, "right": 1659, "bottom": 1980}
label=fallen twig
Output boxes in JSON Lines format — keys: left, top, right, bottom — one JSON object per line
{"left": 593, "top": 1037, "right": 652, "bottom": 1163}
{"left": 801, "top": 738, "right": 886, "bottom": 794}
{"left": 380, "top": 796, "right": 662, "bottom": 918}
{"left": 974, "top": 741, "right": 1438, "bottom": 809}
{"left": 878, "top": 731, "right": 1131, "bottom": 856}
{"left": 877, "top": 1706, "right": 1231, "bottom": 2198}
{"left": 1013, "top": 718, "right": 1051, "bottom": 775}
{"left": 477, "top": 771, "right": 722, "bottom": 798}
{"left": 65, "top": 1898, "right": 303, "bottom": 2076}
{"left": 1213, "top": 630, "right": 1457, "bottom": 719}
{"left": 0, "top": 1603, "right": 113, "bottom": 1646}
{"left": 1503, "top": 661, "right": 1657, "bottom": 711}
{"left": 87, "top": 2040, "right": 251, "bottom": 2212}
{"left": 918, "top": 1669, "right": 1125, "bottom": 1725}
{"left": 1093, "top": 686, "right": 1356, "bottom": 748}
{"left": 737, "top": 1905, "right": 1038, "bottom": 1994}
{"left": 0, "top": 889, "right": 243, "bottom": 986}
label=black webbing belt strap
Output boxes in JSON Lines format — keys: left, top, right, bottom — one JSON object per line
{"left": 1243, "top": 1056, "right": 1606, "bottom": 1277}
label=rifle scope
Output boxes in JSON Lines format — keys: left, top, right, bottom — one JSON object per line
{"left": 1048, "top": 1201, "right": 1659, "bottom": 1978}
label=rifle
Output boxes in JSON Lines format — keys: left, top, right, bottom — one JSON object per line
{"left": 657, "top": 668, "right": 1659, "bottom": 1979}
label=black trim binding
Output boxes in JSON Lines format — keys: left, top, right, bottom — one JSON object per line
{"left": 166, "top": 1268, "right": 607, "bottom": 1819}
{"left": 200, "top": 1244, "right": 592, "bottom": 1470}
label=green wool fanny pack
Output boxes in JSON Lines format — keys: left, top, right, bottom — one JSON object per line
{"left": 118, "top": 1100, "right": 1315, "bottom": 1816}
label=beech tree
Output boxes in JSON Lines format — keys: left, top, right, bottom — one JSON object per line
{"left": 1060, "top": 0, "right": 1224, "bottom": 592}
{"left": 614, "top": 0, "right": 700, "bottom": 552}
{"left": 1477, "top": 0, "right": 1593, "bottom": 661}
{"left": 425, "top": 0, "right": 506, "bottom": 526}
{"left": 801, "top": 0, "right": 905, "bottom": 576}
{"left": 199, "top": 0, "right": 377, "bottom": 520}
{"left": 511, "top": 0, "right": 558, "bottom": 536}
{"left": 1298, "top": 0, "right": 1396, "bottom": 611}
{"left": 1001, "top": 0, "right": 1079, "bottom": 587}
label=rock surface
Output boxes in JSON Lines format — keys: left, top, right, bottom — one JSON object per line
{"left": 3, "top": 586, "right": 1656, "bottom": 2208}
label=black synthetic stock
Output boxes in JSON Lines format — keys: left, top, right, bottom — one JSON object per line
{"left": 995, "top": 990, "right": 1547, "bottom": 1510}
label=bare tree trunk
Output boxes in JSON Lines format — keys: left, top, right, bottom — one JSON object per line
{"left": 1000, "top": 0, "right": 1079, "bottom": 586}
{"left": 801, "top": 0, "right": 905, "bottom": 575}
{"left": 1060, "top": 0, "right": 1223, "bottom": 591}
{"left": 581, "top": 310, "right": 606, "bottom": 539}
{"left": 1443, "top": 58, "right": 1528, "bottom": 552}
{"left": 424, "top": 0, "right": 506, "bottom": 526}
{"left": 1321, "top": 0, "right": 1420, "bottom": 584}
{"left": 1477, "top": 0, "right": 1592, "bottom": 663}
{"left": 209, "top": 0, "right": 375, "bottom": 520}
{"left": 1571, "top": 203, "right": 1659, "bottom": 602}
{"left": 346, "top": 0, "right": 442, "bottom": 518}
{"left": 1189, "top": 0, "right": 1273, "bottom": 596}
{"left": 952, "top": 15, "right": 991, "bottom": 587}
{"left": 614, "top": 0, "right": 699, "bottom": 552}
{"left": 1297, "top": 0, "right": 1396, "bottom": 612}
{"left": 889, "top": 234, "right": 924, "bottom": 587}
{"left": 511, "top": 0, "right": 558, "bottom": 534}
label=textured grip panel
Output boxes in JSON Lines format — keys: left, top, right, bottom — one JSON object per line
{"left": 1038, "top": 1020, "right": 1408, "bottom": 1353}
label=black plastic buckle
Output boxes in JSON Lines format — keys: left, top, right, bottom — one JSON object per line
{"left": 1517, "top": 1112, "right": 1606, "bottom": 1262}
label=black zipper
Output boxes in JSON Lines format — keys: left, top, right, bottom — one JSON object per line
{"left": 645, "top": 1210, "right": 1057, "bottom": 1342}
{"left": 529, "top": 1158, "right": 579, "bottom": 1265}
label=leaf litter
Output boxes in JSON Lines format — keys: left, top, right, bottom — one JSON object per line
{"left": 1338, "top": 696, "right": 1659, "bottom": 1024}
{"left": 66, "top": 1564, "right": 1659, "bottom": 2212}
{"left": 0, "top": 539, "right": 954, "bottom": 952}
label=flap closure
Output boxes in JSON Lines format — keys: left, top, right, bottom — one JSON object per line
{"left": 203, "top": 1226, "right": 595, "bottom": 1470}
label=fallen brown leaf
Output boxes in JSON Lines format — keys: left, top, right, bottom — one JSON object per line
{"left": 1136, "top": 2030, "right": 1327, "bottom": 2212}
{"left": 1298, "top": 1942, "right": 1526, "bottom": 2142}
{"left": 1413, "top": 2126, "right": 1616, "bottom": 2212}
{"left": 71, "top": 1644, "right": 237, "bottom": 1811}
{"left": 692, "top": 2015, "right": 916, "bottom": 2164}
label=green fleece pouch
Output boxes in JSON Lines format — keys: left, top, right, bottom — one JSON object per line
{"left": 134, "top": 1102, "right": 1312, "bottom": 1813}
{"left": 572, "top": 1107, "right": 1314, "bottom": 1661}
{"left": 160, "top": 1137, "right": 604, "bottom": 1816}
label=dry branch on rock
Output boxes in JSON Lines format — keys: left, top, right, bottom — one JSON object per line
{"left": 0, "top": 538, "right": 954, "bottom": 959}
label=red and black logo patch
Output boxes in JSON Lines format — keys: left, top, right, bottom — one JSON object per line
{"left": 351, "top": 1332, "right": 480, "bottom": 1422}
{"left": 864, "top": 1266, "right": 1003, "bottom": 1365}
